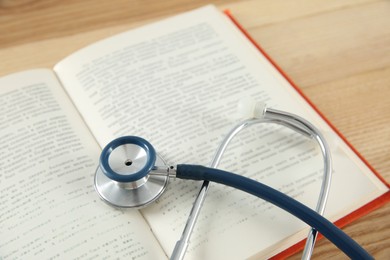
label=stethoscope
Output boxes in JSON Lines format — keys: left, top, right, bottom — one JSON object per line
{"left": 94, "top": 102, "right": 373, "bottom": 260}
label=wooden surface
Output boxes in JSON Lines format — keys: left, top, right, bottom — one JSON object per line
{"left": 1, "top": 0, "right": 389, "bottom": 259}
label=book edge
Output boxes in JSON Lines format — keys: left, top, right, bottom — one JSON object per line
{"left": 223, "top": 8, "right": 390, "bottom": 259}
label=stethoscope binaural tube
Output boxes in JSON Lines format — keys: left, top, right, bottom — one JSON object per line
{"left": 172, "top": 106, "right": 332, "bottom": 260}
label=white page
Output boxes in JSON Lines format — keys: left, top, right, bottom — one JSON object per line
{"left": 0, "top": 69, "right": 166, "bottom": 259}
{"left": 54, "top": 5, "right": 387, "bottom": 259}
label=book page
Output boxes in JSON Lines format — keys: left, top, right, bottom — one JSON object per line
{"left": 54, "top": 5, "right": 388, "bottom": 259}
{"left": 0, "top": 69, "right": 166, "bottom": 259}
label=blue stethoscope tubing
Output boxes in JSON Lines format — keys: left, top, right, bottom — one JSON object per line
{"left": 175, "top": 164, "right": 372, "bottom": 260}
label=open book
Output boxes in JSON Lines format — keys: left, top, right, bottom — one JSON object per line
{"left": 1, "top": 5, "right": 388, "bottom": 259}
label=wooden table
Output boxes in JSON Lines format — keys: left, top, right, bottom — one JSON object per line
{"left": 1, "top": 0, "right": 389, "bottom": 258}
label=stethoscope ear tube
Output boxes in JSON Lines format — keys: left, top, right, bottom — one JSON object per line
{"left": 176, "top": 164, "right": 373, "bottom": 260}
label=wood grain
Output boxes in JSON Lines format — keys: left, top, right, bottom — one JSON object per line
{"left": 0, "top": 0, "right": 241, "bottom": 48}
{"left": 1, "top": 0, "right": 389, "bottom": 259}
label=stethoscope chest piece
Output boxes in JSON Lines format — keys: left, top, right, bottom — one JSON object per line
{"left": 95, "top": 136, "right": 169, "bottom": 208}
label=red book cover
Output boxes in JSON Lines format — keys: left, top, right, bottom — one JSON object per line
{"left": 223, "top": 9, "right": 390, "bottom": 259}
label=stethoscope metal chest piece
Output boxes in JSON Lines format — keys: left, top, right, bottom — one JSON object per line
{"left": 95, "top": 136, "right": 169, "bottom": 208}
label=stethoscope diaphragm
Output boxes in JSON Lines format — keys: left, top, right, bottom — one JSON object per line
{"left": 94, "top": 136, "right": 169, "bottom": 208}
